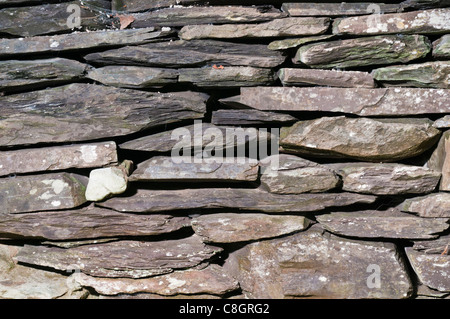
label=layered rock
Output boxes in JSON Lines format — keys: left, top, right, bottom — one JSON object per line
{"left": 223, "top": 225, "right": 413, "bottom": 298}
{"left": 16, "top": 235, "right": 222, "bottom": 278}
{"left": 294, "top": 35, "right": 430, "bottom": 69}
{"left": 259, "top": 154, "right": 340, "bottom": 194}
{"left": 399, "top": 193, "right": 450, "bottom": 218}
{"left": 222, "top": 87, "right": 450, "bottom": 116}
{"left": 433, "top": 34, "right": 450, "bottom": 58}
{"left": 0, "top": 141, "right": 117, "bottom": 177}
{"left": 372, "top": 61, "right": 450, "bottom": 88}
{"left": 280, "top": 117, "right": 441, "bottom": 161}
{"left": 191, "top": 213, "right": 311, "bottom": 243}
{"left": 0, "top": 84, "right": 207, "bottom": 147}
{"left": 97, "top": 188, "right": 376, "bottom": 213}
{"left": 211, "top": 109, "right": 296, "bottom": 126}
{"left": 426, "top": 130, "right": 450, "bottom": 191}
{"left": 179, "top": 17, "right": 330, "bottom": 40}
{"left": 0, "top": 173, "right": 87, "bottom": 214}
{"left": 267, "top": 34, "right": 334, "bottom": 50}
{"left": 316, "top": 208, "right": 449, "bottom": 239}
{"left": 112, "top": 0, "right": 202, "bottom": 12}
{"left": 329, "top": 162, "right": 441, "bottom": 195}
{"left": 333, "top": 8, "right": 450, "bottom": 35}
{"left": 281, "top": 2, "right": 401, "bottom": 16}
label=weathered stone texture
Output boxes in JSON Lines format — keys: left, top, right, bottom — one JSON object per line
{"left": 433, "top": 34, "right": 450, "bottom": 58}
{"left": 282, "top": 2, "right": 401, "bottom": 16}
{"left": 399, "top": 193, "right": 450, "bottom": 218}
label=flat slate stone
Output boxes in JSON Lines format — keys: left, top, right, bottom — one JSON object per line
{"left": 329, "top": 162, "right": 441, "bottom": 195}
{"left": 433, "top": 34, "right": 450, "bottom": 58}
{"left": 433, "top": 115, "right": 450, "bottom": 128}
{"left": 84, "top": 40, "right": 285, "bottom": 69}
{"left": 129, "top": 5, "right": 286, "bottom": 28}
{"left": 413, "top": 233, "right": 450, "bottom": 255}
{"left": 178, "top": 66, "right": 275, "bottom": 88}
{"left": 282, "top": 2, "right": 401, "bottom": 16}
{"left": 74, "top": 264, "right": 239, "bottom": 296}
{"left": 129, "top": 156, "right": 259, "bottom": 182}
{"left": 267, "top": 34, "right": 334, "bottom": 50}
{"left": 0, "top": 1, "right": 109, "bottom": 36}
{"left": 0, "top": 58, "right": 89, "bottom": 92}
{"left": 87, "top": 66, "right": 178, "bottom": 89}
{"left": 280, "top": 117, "right": 441, "bottom": 162}
{"left": 179, "top": 17, "right": 330, "bottom": 40}
{"left": 426, "top": 130, "right": 450, "bottom": 191}
{"left": 0, "top": 173, "right": 88, "bottom": 214}
{"left": 112, "top": 0, "right": 202, "bottom": 12}
{"left": 0, "top": 27, "right": 174, "bottom": 58}
{"left": 16, "top": 235, "right": 222, "bottom": 278}
{"left": 223, "top": 87, "right": 450, "bottom": 116}
{"left": 260, "top": 154, "right": 340, "bottom": 194}
{"left": 294, "top": 35, "right": 431, "bottom": 69}
{"left": 406, "top": 247, "right": 450, "bottom": 292}
{"left": 317, "top": 208, "right": 449, "bottom": 239}
{"left": 278, "top": 68, "right": 375, "bottom": 88}
{"left": 399, "top": 193, "right": 450, "bottom": 218}
{"left": 372, "top": 61, "right": 450, "bottom": 89}
{"left": 97, "top": 187, "right": 376, "bottom": 213}
{"left": 211, "top": 109, "right": 296, "bottom": 126}
{"left": 0, "top": 84, "right": 207, "bottom": 147}
{"left": 223, "top": 225, "right": 413, "bottom": 298}
{"left": 333, "top": 8, "right": 450, "bottom": 35}
{"left": 0, "top": 141, "right": 117, "bottom": 177}
{"left": 0, "top": 204, "right": 189, "bottom": 241}
{"left": 191, "top": 213, "right": 311, "bottom": 243}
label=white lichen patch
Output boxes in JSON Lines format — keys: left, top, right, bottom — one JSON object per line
{"left": 79, "top": 145, "right": 98, "bottom": 163}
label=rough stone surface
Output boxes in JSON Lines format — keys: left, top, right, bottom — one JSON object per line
{"left": 0, "top": 141, "right": 117, "bottom": 177}
{"left": 333, "top": 8, "right": 450, "bottom": 35}
{"left": 280, "top": 117, "right": 441, "bottom": 161}
{"left": 295, "top": 35, "right": 431, "bottom": 69}
{"left": 223, "top": 87, "right": 450, "bottom": 116}
{"left": 413, "top": 233, "right": 450, "bottom": 255}
{"left": 260, "top": 154, "right": 340, "bottom": 194}
{"left": 426, "top": 130, "right": 450, "bottom": 191}
{"left": 0, "top": 173, "right": 88, "bottom": 214}
{"left": 74, "top": 264, "right": 238, "bottom": 296}
{"left": 372, "top": 61, "right": 450, "bottom": 89}
{"left": 329, "top": 162, "right": 441, "bottom": 195}
{"left": 223, "top": 225, "right": 413, "bottom": 298}
{"left": 399, "top": 193, "right": 450, "bottom": 218}
{"left": 433, "top": 34, "right": 450, "bottom": 58}
{"left": 179, "top": 17, "right": 330, "bottom": 40}
{"left": 0, "top": 27, "right": 174, "bottom": 58}
{"left": 85, "top": 162, "right": 131, "bottom": 202}
{"left": 267, "top": 34, "right": 334, "bottom": 50}
{"left": 97, "top": 188, "right": 376, "bottom": 213}
{"left": 16, "top": 235, "right": 222, "bottom": 278}
{"left": 0, "top": 204, "right": 189, "bottom": 241}
{"left": 211, "top": 109, "right": 297, "bottom": 126}
{"left": 0, "top": 84, "right": 207, "bottom": 147}
{"left": 317, "top": 208, "right": 449, "bottom": 239}
{"left": 433, "top": 115, "right": 450, "bottom": 128}
{"left": 0, "top": 58, "right": 89, "bottom": 92}
{"left": 278, "top": 68, "right": 375, "bottom": 88}
{"left": 129, "top": 156, "right": 259, "bottom": 182}
{"left": 191, "top": 213, "right": 311, "bottom": 243}
{"left": 112, "top": 0, "right": 202, "bottom": 12}
{"left": 84, "top": 40, "right": 285, "bottom": 68}
{"left": 282, "top": 2, "right": 401, "bottom": 16}
{"left": 406, "top": 247, "right": 450, "bottom": 292}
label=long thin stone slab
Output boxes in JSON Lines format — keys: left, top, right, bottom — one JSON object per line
{"left": 333, "top": 8, "right": 450, "bottom": 36}
{"left": 317, "top": 208, "right": 449, "bottom": 239}
{"left": 0, "top": 204, "right": 189, "bottom": 241}
{"left": 294, "top": 35, "right": 431, "bottom": 69}
{"left": 112, "top": 0, "right": 202, "bottom": 12}
{"left": 280, "top": 117, "right": 441, "bottom": 162}
{"left": 282, "top": 2, "right": 401, "bottom": 16}
{"left": 372, "top": 61, "right": 450, "bottom": 89}
{"left": 0, "top": 58, "right": 89, "bottom": 92}
{"left": 129, "top": 156, "right": 259, "bottom": 182}
{"left": 130, "top": 6, "right": 286, "bottom": 28}
{"left": 267, "top": 34, "right": 334, "bottom": 50}
{"left": 191, "top": 213, "right": 311, "bottom": 243}
{"left": 433, "top": 34, "right": 450, "bottom": 58}
{"left": 179, "top": 17, "right": 330, "bottom": 40}
{"left": 329, "top": 162, "right": 441, "bottom": 195}
{"left": 222, "top": 87, "right": 450, "bottom": 116}
{"left": 399, "top": 193, "right": 450, "bottom": 218}
{"left": 0, "top": 1, "right": 109, "bottom": 37}
{"left": 87, "top": 66, "right": 178, "bottom": 89}
{"left": 16, "top": 235, "right": 222, "bottom": 278}
{"left": 278, "top": 68, "right": 375, "bottom": 88}
{"left": 0, "top": 173, "right": 88, "bottom": 214}
{"left": 0, "top": 84, "right": 207, "bottom": 147}
{"left": 0, "top": 141, "right": 117, "bottom": 177}
{"left": 84, "top": 40, "right": 285, "bottom": 68}
{"left": 74, "top": 264, "right": 239, "bottom": 296}
{"left": 211, "top": 109, "right": 297, "bottom": 126}
{"left": 97, "top": 188, "right": 377, "bottom": 213}
{"left": 0, "top": 27, "right": 173, "bottom": 58}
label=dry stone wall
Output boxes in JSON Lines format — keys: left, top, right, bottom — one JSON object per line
{"left": 0, "top": 0, "right": 449, "bottom": 299}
